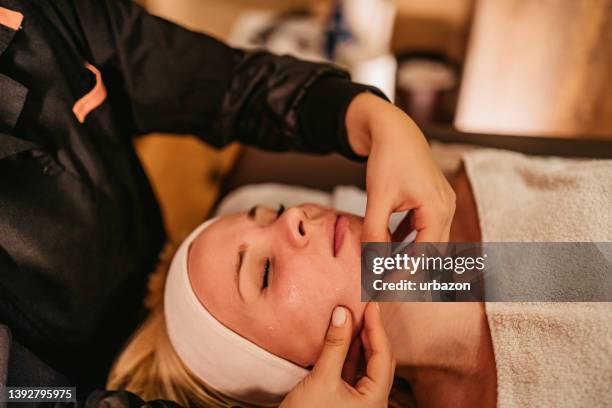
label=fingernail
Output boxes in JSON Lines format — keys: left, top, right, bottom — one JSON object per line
{"left": 332, "top": 306, "right": 347, "bottom": 327}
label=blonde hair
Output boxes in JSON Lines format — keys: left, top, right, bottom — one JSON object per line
{"left": 107, "top": 243, "right": 257, "bottom": 408}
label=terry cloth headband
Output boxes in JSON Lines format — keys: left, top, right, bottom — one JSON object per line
{"left": 164, "top": 217, "right": 309, "bottom": 406}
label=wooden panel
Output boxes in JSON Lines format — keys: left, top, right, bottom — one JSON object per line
{"left": 456, "top": 0, "right": 612, "bottom": 138}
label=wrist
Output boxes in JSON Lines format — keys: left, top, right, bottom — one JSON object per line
{"left": 345, "top": 93, "right": 383, "bottom": 156}
{"left": 346, "top": 93, "right": 411, "bottom": 156}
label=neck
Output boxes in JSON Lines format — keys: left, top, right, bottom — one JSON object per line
{"left": 380, "top": 302, "right": 496, "bottom": 407}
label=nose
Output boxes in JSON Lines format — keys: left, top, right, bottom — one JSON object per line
{"left": 279, "top": 207, "right": 308, "bottom": 248}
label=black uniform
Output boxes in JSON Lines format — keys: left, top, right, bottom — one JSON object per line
{"left": 0, "top": 0, "right": 382, "bottom": 403}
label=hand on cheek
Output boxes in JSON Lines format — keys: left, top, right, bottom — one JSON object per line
{"left": 280, "top": 303, "right": 395, "bottom": 408}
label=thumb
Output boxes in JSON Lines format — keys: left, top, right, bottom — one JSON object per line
{"left": 362, "top": 195, "right": 392, "bottom": 243}
{"left": 312, "top": 306, "right": 353, "bottom": 379}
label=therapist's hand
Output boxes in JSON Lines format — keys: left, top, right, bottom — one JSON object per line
{"left": 345, "top": 93, "right": 455, "bottom": 242}
{"left": 280, "top": 303, "right": 395, "bottom": 408}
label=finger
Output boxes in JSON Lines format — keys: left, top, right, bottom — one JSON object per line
{"left": 362, "top": 193, "right": 393, "bottom": 243}
{"left": 357, "top": 303, "right": 394, "bottom": 389}
{"left": 412, "top": 207, "right": 449, "bottom": 243}
{"left": 312, "top": 306, "right": 353, "bottom": 379}
{"left": 341, "top": 335, "right": 363, "bottom": 385}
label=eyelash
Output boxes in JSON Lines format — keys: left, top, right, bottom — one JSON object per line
{"left": 261, "top": 205, "right": 283, "bottom": 291}
{"left": 262, "top": 258, "right": 270, "bottom": 290}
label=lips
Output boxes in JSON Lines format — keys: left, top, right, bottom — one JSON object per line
{"left": 333, "top": 215, "right": 349, "bottom": 256}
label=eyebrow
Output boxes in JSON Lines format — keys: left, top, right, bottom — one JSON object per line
{"left": 235, "top": 244, "right": 247, "bottom": 301}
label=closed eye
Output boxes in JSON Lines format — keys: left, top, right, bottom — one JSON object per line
{"left": 260, "top": 205, "right": 283, "bottom": 292}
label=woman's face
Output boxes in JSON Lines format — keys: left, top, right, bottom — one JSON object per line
{"left": 188, "top": 204, "right": 365, "bottom": 367}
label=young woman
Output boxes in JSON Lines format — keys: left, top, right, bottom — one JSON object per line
{"left": 107, "top": 172, "right": 496, "bottom": 407}
{"left": 108, "top": 154, "right": 611, "bottom": 407}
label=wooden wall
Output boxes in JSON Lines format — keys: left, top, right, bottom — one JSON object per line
{"left": 456, "top": 0, "right": 612, "bottom": 138}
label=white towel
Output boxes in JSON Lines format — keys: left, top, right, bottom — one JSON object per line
{"left": 463, "top": 149, "right": 612, "bottom": 408}
{"left": 463, "top": 149, "right": 612, "bottom": 242}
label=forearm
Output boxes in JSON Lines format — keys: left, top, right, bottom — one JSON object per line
{"left": 75, "top": 0, "right": 359, "bottom": 151}
{"left": 216, "top": 55, "right": 374, "bottom": 155}
{"left": 345, "top": 93, "right": 428, "bottom": 157}
{"left": 76, "top": 0, "right": 394, "bottom": 157}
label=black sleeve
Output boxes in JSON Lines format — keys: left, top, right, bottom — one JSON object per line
{"left": 73, "top": 0, "right": 387, "bottom": 160}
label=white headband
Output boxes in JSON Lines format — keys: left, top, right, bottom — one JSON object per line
{"left": 164, "top": 217, "right": 309, "bottom": 406}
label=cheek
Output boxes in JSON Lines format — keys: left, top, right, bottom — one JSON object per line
{"left": 276, "top": 254, "right": 346, "bottom": 309}
{"left": 271, "top": 255, "right": 361, "bottom": 364}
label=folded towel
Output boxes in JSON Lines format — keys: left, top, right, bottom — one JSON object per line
{"left": 463, "top": 149, "right": 612, "bottom": 242}
{"left": 463, "top": 149, "right": 612, "bottom": 408}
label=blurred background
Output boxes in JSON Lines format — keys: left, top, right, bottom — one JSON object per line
{"left": 133, "top": 0, "right": 612, "bottom": 242}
